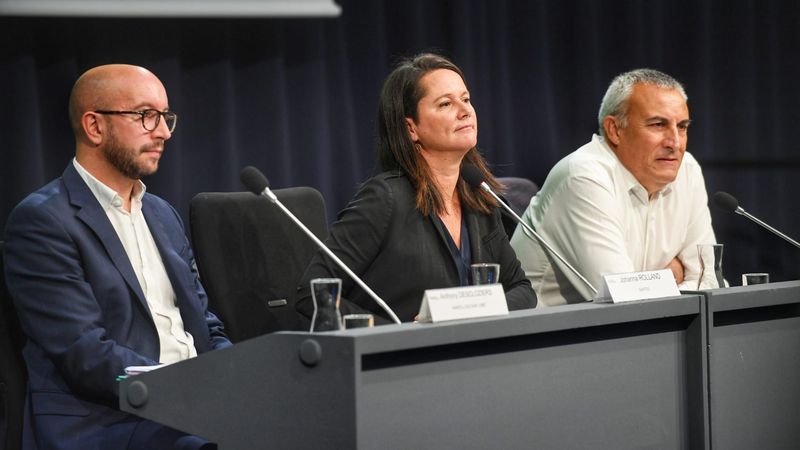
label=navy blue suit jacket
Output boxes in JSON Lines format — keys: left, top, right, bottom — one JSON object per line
{"left": 3, "top": 163, "right": 231, "bottom": 450}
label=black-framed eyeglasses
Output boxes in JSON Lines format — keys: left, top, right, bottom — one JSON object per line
{"left": 94, "top": 109, "right": 178, "bottom": 133}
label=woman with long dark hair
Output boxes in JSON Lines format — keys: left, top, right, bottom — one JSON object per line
{"left": 297, "top": 53, "right": 536, "bottom": 324}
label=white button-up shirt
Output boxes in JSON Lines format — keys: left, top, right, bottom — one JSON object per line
{"left": 510, "top": 135, "right": 717, "bottom": 306}
{"left": 73, "top": 159, "right": 197, "bottom": 363}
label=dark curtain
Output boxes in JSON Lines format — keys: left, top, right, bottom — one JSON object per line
{"left": 2, "top": 0, "right": 799, "bottom": 284}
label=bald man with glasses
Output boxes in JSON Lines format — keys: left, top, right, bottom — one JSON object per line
{"left": 4, "top": 64, "right": 231, "bottom": 450}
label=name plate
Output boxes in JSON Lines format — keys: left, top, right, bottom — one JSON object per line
{"left": 600, "top": 269, "right": 680, "bottom": 303}
{"left": 417, "top": 284, "right": 509, "bottom": 323}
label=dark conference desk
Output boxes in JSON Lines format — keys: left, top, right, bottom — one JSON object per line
{"left": 703, "top": 280, "right": 800, "bottom": 450}
{"left": 119, "top": 281, "right": 800, "bottom": 449}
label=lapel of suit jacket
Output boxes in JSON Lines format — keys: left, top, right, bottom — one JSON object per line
{"left": 140, "top": 197, "right": 209, "bottom": 348}
{"left": 465, "top": 209, "right": 485, "bottom": 264}
{"left": 428, "top": 207, "right": 485, "bottom": 278}
{"left": 429, "top": 212, "right": 450, "bottom": 248}
{"left": 424, "top": 213, "right": 461, "bottom": 288}
{"left": 63, "top": 164, "right": 150, "bottom": 312}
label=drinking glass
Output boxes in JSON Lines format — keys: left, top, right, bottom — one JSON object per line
{"left": 742, "top": 273, "right": 769, "bottom": 286}
{"left": 470, "top": 263, "right": 500, "bottom": 285}
{"left": 310, "top": 278, "right": 343, "bottom": 332}
{"left": 697, "top": 244, "right": 724, "bottom": 289}
{"left": 343, "top": 314, "right": 374, "bottom": 329}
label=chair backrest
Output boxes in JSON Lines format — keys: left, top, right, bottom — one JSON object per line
{"left": 189, "top": 188, "right": 327, "bottom": 342}
{"left": 496, "top": 177, "right": 539, "bottom": 237}
{"left": 497, "top": 177, "right": 539, "bottom": 216}
{"left": 1, "top": 241, "right": 27, "bottom": 450}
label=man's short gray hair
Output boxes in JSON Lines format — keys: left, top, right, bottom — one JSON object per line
{"left": 597, "top": 68, "right": 687, "bottom": 138}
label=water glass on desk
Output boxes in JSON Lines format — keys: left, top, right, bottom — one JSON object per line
{"left": 471, "top": 263, "right": 500, "bottom": 285}
{"left": 697, "top": 244, "right": 725, "bottom": 289}
{"left": 310, "top": 278, "right": 343, "bottom": 332}
{"left": 343, "top": 314, "right": 374, "bottom": 329}
{"left": 742, "top": 273, "right": 769, "bottom": 285}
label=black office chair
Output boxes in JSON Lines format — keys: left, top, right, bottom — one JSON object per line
{"left": 1, "top": 241, "right": 27, "bottom": 450}
{"left": 496, "top": 177, "right": 539, "bottom": 237}
{"left": 190, "top": 188, "right": 327, "bottom": 342}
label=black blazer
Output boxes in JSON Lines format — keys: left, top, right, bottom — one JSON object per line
{"left": 297, "top": 171, "right": 536, "bottom": 323}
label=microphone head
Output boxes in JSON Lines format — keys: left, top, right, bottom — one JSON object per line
{"left": 712, "top": 191, "right": 739, "bottom": 213}
{"left": 460, "top": 163, "right": 485, "bottom": 189}
{"left": 240, "top": 166, "right": 270, "bottom": 194}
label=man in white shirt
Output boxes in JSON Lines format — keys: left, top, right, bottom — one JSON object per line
{"left": 510, "top": 69, "right": 716, "bottom": 306}
{"left": 4, "top": 64, "right": 231, "bottom": 449}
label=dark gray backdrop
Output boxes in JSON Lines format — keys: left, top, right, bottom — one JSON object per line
{"left": 2, "top": 0, "right": 798, "bottom": 284}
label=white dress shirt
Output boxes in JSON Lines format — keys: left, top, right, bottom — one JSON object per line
{"left": 73, "top": 159, "right": 197, "bottom": 363}
{"left": 510, "top": 135, "right": 717, "bottom": 306}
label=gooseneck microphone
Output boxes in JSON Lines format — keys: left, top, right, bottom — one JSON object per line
{"left": 712, "top": 191, "right": 800, "bottom": 249}
{"left": 460, "top": 164, "right": 598, "bottom": 298}
{"left": 240, "top": 166, "right": 402, "bottom": 324}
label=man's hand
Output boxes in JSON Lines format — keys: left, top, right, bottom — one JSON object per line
{"left": 666, "top": 257, "right": 685, "bottom": 284}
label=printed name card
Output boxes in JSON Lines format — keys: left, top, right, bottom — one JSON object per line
{"left": 417, "top": 284, "right": 509, "bottom": 323}
{"left": 601, "top": 269, "right": 680, "bottom": 303}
